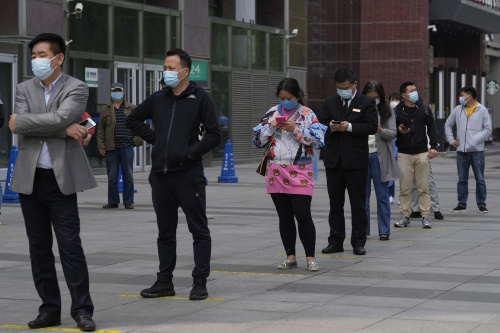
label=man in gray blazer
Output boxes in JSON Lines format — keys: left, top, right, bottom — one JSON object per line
{"left": 8, "top": 33, "right": 97, "bottom": 332}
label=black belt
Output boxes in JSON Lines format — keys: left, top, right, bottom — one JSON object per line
{"left": 35, "top": 168, "right": 55, "bottom": 179}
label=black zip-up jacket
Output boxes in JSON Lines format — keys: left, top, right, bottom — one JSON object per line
{"left": 394, "top": 100, "right": 438, "bottom": 155}
{"left": 126, "top": 82, "right": 221, "bottom": 173}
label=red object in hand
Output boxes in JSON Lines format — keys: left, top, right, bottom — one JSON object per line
{"left": 275, "top": 116, "right": 286, "bottom": 125}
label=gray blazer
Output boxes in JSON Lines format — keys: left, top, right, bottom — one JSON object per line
{"left": 11, "top": 73, "right": 97, "bottom": 195}
{"left": 375, "top": 106, "right": 400, "bottom": 182}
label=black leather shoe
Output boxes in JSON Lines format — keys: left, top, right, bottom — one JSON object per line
{"left": 124, "top": 204, "right": 134, "bottom": 209}
{"left": 140, "top": 280, "right": 175, "bottom": 298}
{"left": 28, "top": 313, "right": 61, "bottom": 329}
{"left": 353, "top": 246, "right": 366, "bottom": 255}
{"left": 102, "top": 204, "right": 118, "bottom": 209}
{"left": 322, "top": 244, "right": 344, "bottom": 253}
{"left": 76, "top": 316, "right": 96, "bottom": 332}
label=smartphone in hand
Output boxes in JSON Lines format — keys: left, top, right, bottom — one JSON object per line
{"left": 79, "top": 118, "right": 96, "bottom": 130}
{"left": 332, "top": 120, "right": 342, "bottom": 124}
{"left": 400, "top": 125, "right": 408, "bottom": 130}
{"left": 275, "top": 116, "right": 287, "bottom": 125}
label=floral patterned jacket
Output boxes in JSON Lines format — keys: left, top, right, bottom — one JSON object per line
{"left": 253, "top": 104, "right": 327, "bottom": 166}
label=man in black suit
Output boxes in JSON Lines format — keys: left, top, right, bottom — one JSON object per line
{"left": 321, "top": 68, "right": 378, "bottom": 255}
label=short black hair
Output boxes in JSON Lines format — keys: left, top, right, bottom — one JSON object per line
{"left": 389, "top": 93, "right": 402, "bottom": 102}
{"left": 334, "top": 67, "right": 356, "bottom": 84}
{"left": 400, "top": 82, "right": 415, "bottom": 95}
{"left": 29, "top": 33, "right": 66, "bottom": 56}
{"left": 166, "top": 48, "right": 192, "bottom": 73}
{"left": 459, "top": 85, "right": 477, "bottom": 99}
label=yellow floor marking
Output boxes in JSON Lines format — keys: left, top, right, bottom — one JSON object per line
{"left": 120, "top": 294, "right": 224, "bottom": 300}
{"left": 1, "top": 325, "right": 120, "bottom": 333}
{"left": 346, "top": 238, "right": 414, "bottom": 243}
{"left": 213, "top": 270, "right": 304, "bottom": 277}
{"left": 277, "top": 253, "right": 357, "bottom": 259}
{"left": 394, "top": 227, "right": 448, "bottom": 230}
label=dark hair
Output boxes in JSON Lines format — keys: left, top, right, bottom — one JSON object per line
{"left": 276, "top": 78, "right": 304, "bottom": 105}
{"left": 362, "top": 81, "right": 391, "bottom": 126}
{"left": 459, "top": 85, "right": 477, "bottom": 99}
{"left": 400, "top": 82, "right": 415, "bottom": 95}
{"left": 334, "top": 67, "right": 356, "bottom": 84}
{"left": 389, "top": 93, "right": 402, "bottom": 102}
{"left": 166, "top": 48, "right": 192, "bottom": 73}
{"left": 29, "top": 33, "right": 66, "bottom": 58}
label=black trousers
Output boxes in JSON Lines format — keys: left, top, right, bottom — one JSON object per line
{"left": 19, "top": 175, "right": 93, "bottom": 320}
{"left": 326, "top": 163, "right": 368, "bottom": 248}
{"left": 270, "top": 193, "right": 316, "bottom": 257}
{"left": 149, "top": 165, "right": 211, "bottom": 280}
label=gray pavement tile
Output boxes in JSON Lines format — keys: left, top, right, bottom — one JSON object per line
{"left": 434, "top": 290, "right": 500, "bottom": 303}
{"left": 217, "top": 299, "right": 316, "bottom": 313}
{"left": 470, "top": 324, "right": 500, "bottom": 333}
{"left": 372, "top": 279, "right": 462, "bottom": 291}
{"left": 271, "top": 282, "right": 363, "bottom": 295}
{"left": 429, "top": 256, "right": 500, "bottom": 269}
{"left": 352, "top": 286, "right": 444, "bottom": 299}
{"left": 357, "top": 319, "right": 479, "bottom": 333}
{"left": 398, "top": 272, "right": 477, "bottom": 283}
{"left": 330, "top": 295, "right": 425, "bottom": 308}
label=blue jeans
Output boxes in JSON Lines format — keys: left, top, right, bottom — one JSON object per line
{"left": 456, "top": 151, "right": 486, "bottom": 208}
{"left": 105, "top": 146, "right": 134, "bottom": 205}
{"left": 366, "top": 153, "right": 391, "bottom": 236}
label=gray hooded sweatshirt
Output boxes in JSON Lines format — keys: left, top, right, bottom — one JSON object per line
{"left": 445, "top": 102, "right": 491, "bottom": 153}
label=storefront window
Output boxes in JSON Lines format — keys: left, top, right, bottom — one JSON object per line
{"left": 232, "top": 27, "right": 248, "bottom": 68}
{"left": 211, "top": 23, "right": 229, "bottom": 66}
{"left": 269, "top": 36, "right": 283, "bottom": 72}
{"left": 211, "top": 71, "right": 230, "bottom": 158}
{"left": 70, "top": 1, "right": 108, "bottom": 54}
{"left": 251, "top": 30, "right": 266, "bottom": 70}
{"left": 144, "top": 12, "right": 166, "bottom": 59}
{"left": 114, "top": 7, "right": 139, "bottom": 57}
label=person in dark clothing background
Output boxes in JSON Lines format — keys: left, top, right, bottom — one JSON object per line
{"left": 126, "top": 48, "right": 221, "bottom": 301}
{"left": 0, "top": 97, "right": 4, "bottom": 128}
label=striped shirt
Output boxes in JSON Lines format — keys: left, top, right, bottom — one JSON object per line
{"left": 114, "top": 103, "right": 133, "bottom": 147}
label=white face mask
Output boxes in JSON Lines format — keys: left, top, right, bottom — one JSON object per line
{"left": 390, "top": 101, "right": 399, "bottom": 109}
{"left": 32, "top": 54, "right": 60, "bottom": 80}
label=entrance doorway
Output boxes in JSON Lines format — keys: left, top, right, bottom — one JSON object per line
{"left": 114, "top": 62, "right": 163, "bottom": 172}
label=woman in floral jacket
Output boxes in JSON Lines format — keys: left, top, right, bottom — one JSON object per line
{"left": 253, "top": 78, "right": 327, "bottom": 272}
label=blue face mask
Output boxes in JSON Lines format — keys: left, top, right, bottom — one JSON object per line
{"left": 280, "top": 99, "right": 297, "bottom": 111}
{"left": 111, "top": 92, "right": 123, "bottom": 101}
{"left": 375, "top": 99, "right": 380, "bottom": 106}
{"left": 32, "top": 54, "right": 60, "bottom": 80}
{"left": 163, "top": 68, "right": 187, "bottom": 88}
{"left": 337, "top": 88, "right": 353, "bottom": 100}
{"left": 459, "top": 96, "right": 469, "bottom": 106}
{"left": 408, "top": 91, "right": 419, "bottom": 103}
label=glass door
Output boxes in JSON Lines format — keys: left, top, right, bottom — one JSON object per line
{"left": 143, "top": 65, "right": 163, "bottom": 171}
{"left": 0, "top": 54, "right": 17, "bottom": 180}
{"left": 114, "top": 62, "right": 143, "bottom": 171}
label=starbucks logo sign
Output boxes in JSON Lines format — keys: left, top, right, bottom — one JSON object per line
{"left": 487, "top": 80, "right": 499, "bottom": 95}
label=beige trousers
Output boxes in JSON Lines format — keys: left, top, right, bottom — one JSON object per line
{"left": 398, "top": 152, "right": 430, "bottom": 217}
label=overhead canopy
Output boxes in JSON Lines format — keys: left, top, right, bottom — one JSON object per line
{"left": 430, "top": 0, "right": 500, "bottom": 33}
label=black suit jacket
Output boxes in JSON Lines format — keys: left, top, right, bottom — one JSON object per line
{"left": 321, "top": 92, "right": 378, "bottom": 169}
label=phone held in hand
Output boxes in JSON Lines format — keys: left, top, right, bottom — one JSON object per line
{"left": 275, "top": 116, "right": 287, "bottom": 125}
{"left": 79, "top": 118, "right": 96, "bottom": 130}
{"left": 401, "top": 125, "right": 408, "bottom": 130}
{"left": 332, "top": 120, "right": 342, "bottom": 124}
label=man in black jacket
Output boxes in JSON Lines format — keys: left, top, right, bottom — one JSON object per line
{"left": 394, "top": 82, "right": 438, "bottom": 229}
{"left": 320, "top": 68, "right": 378, "bottom": 256}
{"left": 126, "top": 48, "right": 221, "bottom": 300}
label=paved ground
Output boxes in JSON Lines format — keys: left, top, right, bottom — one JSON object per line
{"left": 1, "top": 144, "right": 500, "bottom": 333}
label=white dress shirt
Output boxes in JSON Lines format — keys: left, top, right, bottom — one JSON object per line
{"left": 36, "top": 73, "right": 62, "bottom": 169}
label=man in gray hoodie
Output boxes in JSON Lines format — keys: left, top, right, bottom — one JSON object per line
{"left": 445, "top": 86, "right": 492, "bottom": 213}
